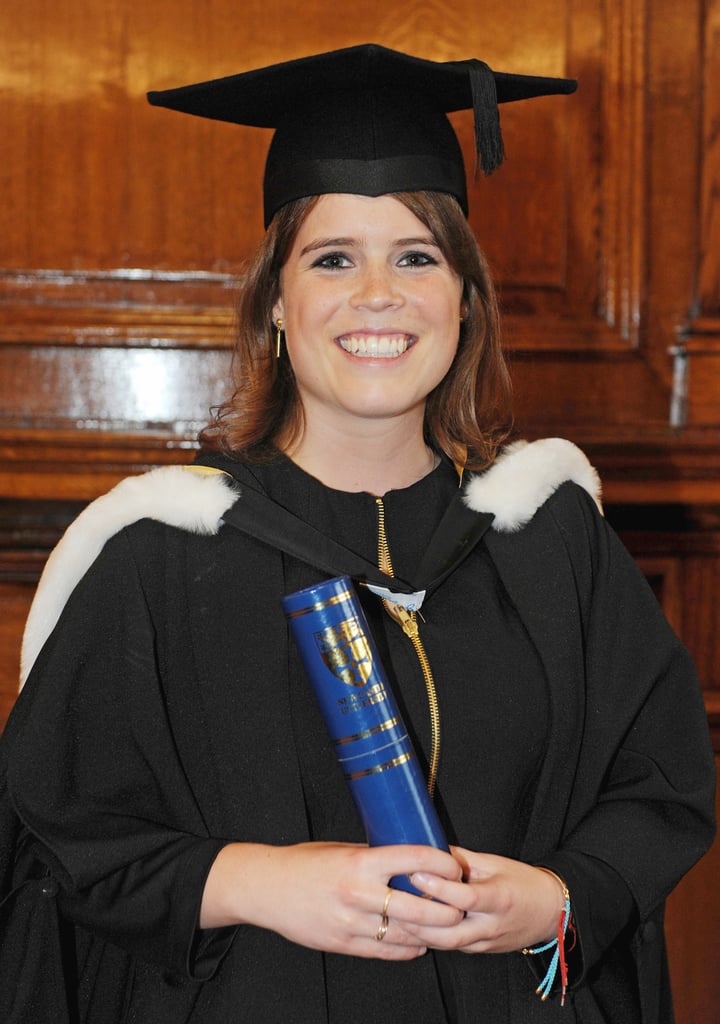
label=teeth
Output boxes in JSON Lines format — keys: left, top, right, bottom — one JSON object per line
{"left": 338, "top": 334, "right": 410, "bottom": 358}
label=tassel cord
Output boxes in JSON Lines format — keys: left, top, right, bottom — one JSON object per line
{"left": 465, "top": 59, "right": 505, "bottom": 175}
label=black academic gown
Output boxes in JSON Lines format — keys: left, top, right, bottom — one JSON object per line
{"left": 0, "top": 451, "right": 715, "bottom": 1024}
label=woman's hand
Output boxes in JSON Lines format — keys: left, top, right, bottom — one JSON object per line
{"left": 200, "top": 841, "right": 465, "bottom": 960}
{"left": 404, "top": 848, "right": 566, "bottom": 954}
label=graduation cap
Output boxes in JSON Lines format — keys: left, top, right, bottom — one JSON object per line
{"left": 147, "top": 43, "right": 577, "bottom": 226}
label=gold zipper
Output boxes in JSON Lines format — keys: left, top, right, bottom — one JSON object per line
{"left": 375, "top": 496, "right": 441, "bottom": 798}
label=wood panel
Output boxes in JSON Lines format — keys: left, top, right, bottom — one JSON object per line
{"left": 0, "top": 0, "right": 579, "bottom": 275}
{"left": 666, "top": 776, "right": 720, "bottom": 1023}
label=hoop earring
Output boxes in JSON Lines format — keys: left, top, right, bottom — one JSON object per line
{"left": 275, "top": 318, "right": 284, "bottom": 359}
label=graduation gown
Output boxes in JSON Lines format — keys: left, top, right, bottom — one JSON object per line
{"left": 0, "top": 439, "right": 715, "bottom": 1024}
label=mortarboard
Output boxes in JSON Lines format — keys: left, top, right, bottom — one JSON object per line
{"left": 147, "top": 43, "right": 577, "bottom": 226}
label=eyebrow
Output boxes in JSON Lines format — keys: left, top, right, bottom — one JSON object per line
{"left": 299, "top": 237, "right": 354, "bottom": 256}
{"left": 299, "top": 235, "right": 439, "bottom": 256}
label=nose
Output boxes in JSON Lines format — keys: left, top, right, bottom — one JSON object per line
{"left": 349, "top": 263, "right": 403, "bottom": 312}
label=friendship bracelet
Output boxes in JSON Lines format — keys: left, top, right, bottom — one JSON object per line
{"left": 522, "top": 867, "right": 574, "bottom": 1006}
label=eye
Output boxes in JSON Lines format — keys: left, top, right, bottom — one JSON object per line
{"left": 311, "top": 251, "right": 353, "bottom": 270}
{"left": 398, "top": 250, "right": 439, "bottom": 268}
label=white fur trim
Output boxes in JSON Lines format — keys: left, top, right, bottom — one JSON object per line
{"left": 20, "top": 466, "right": 238, "bottom": 688}
{"left": 463, "top": 438, "right": 603, "bottom": 532}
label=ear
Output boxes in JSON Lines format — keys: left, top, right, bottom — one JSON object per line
{"left": 272, "top": 297, "right": 285, "bottom": 324}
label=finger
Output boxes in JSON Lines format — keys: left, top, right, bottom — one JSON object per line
{"left": 381, "top": 887, "right": 464, "bottom": 928}
{"left": 408, "top": 871, "right": 478, "bottom": 913}
{"left": 405, "top": 916, "right": 495, "bottom": 953}
{"left": 369, "top": 843, "right": 464, "bottom": 882}
{"left": 355, "top": 937, "right": 429, "bottom": 961}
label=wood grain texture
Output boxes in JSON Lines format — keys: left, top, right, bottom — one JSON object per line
{"left": 3, "top": 0, "right": 716, "bottom": 456}
{"left": 698, "top": 0, "right": 720, "bottom": 314}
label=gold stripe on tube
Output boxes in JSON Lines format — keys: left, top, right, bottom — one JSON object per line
{"left": 334, "top": 716, "right": 400, "bottom": 746}
{"left": 344, "top": 751, "right": 413, "bottom": 780}
{"left": 285, "top": 590, "right": 353, "bottom": 620}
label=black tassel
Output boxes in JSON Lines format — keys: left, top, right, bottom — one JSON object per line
{"left": 466, "top": 59, "right": 505, "bottom": 176}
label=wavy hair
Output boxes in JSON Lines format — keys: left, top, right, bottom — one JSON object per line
{"left": 199, "top": 191, "right": 513, "bottom": 470}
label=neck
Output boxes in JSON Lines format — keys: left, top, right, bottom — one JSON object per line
{"left": 283, "top": 414, "right": 437, "bottom": 495}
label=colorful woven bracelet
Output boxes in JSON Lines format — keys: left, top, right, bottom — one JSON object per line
{"left": 522, "top": 867, "right": 574, "bottom": 1006}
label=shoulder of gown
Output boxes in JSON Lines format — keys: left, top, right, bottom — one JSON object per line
{"left": 462, "top": 437, "right": 602, "bottom": 531}
{"left": 20, "top": 466, "right": 238, "bottom": 687}
{"left": 20, "top": 440, "right": 601, "bottom": 686}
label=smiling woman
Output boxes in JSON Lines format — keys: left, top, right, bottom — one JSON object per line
{"left": 201, "top": 188, "right": 512, "bottom": 483}
{"left": 1, "top": 41, "right": 714, "bottom": 1024}
{"left": 270, "top": 193, "right": 464, "bottom": 491}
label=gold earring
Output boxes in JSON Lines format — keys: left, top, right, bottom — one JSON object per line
{"left": 275, "top": 318, "right": 283, "bottom": 358}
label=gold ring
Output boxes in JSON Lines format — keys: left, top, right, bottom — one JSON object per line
{"left": 374, "top": 888, "right": 393, "bottom": 941}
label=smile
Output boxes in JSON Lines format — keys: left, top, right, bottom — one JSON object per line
{"left": 337, "top": 333, "right": 413, "bottom": 359}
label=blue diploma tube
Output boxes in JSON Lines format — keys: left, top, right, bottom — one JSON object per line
{"left": 282, "top": 575, "right": 449, "bottom": 894}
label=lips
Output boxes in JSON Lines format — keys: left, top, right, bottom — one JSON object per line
{"left": 337, "top": 333, "right": 413, "bottom": 358}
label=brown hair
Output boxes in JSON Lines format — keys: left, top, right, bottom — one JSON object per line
{"left": 199, "top": 191, "right": 513, "bottom": 471}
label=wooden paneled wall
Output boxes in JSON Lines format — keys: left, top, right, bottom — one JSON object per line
{"left": 1, "top": 1, "right": 719, "bottom": 1019}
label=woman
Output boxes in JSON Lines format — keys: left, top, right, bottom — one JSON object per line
{"left": 1, "top": 44, "right": 715, "bottom": 1024}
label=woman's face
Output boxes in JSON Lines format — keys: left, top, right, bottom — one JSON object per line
{"left": 273, "top": 193, "right": 463, "bottom": 437}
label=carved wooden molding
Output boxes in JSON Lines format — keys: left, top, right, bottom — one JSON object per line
{"left": 599, "top": 0, "right": 648, "bottom": 345}
{"left": 687, "top": 319, "right": 720, "bottom": 351}
{"left": 582, "top": 428, "right": 720, "bottom": 503}
{"left": 698, "top": 0, "right": 720, "bottom": 314}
